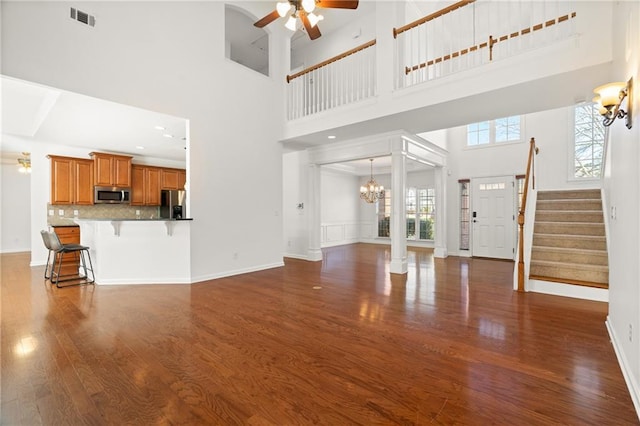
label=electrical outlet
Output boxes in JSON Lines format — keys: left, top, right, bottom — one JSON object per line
{"left": 73, "top": 210, "right": 79, "bottom": 216}
{"left": 288, "top": 240, "right": 291, "bottom": 247}
{"left": 233, "top": 252, "right": 238, "bottom": 260}
{"left": 48, "top": 210, "right": 54, "bottom": 216}
{"left": 629, "top": 324, "right": 633, "bottom": 342}
{"left": 58, "top": 209, "right": 64, "bottom": 216}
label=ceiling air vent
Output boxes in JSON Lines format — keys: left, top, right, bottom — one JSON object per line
{"left": 70, "top": 7, "right": 96, "bottom": 27}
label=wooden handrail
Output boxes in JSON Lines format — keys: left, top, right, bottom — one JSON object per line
{"left": 393, "top": 0, "right": 475, "bottom": 39}
{"left": 286, "top": 39, "right": 376, "bottom": 83}
{"left": 404, "top": 12, "right": 576, "bottom": 74}
{"left": 517, "top": 137, "right": 539, "bottom": 292}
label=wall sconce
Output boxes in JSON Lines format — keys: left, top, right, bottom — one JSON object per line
{"left": 593, "top": 77, "right": 633, "bottom": 129}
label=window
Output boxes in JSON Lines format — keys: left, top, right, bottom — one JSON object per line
{"left": 377, "top": 190, "right": 391, "bottom": 237}
{"left": 573, "top": 103, "right": 605, "bottom": 178}
{"left": 418, "top": 189, "right": 435, "bottom": 240}
{"left": 467, "top": 116, "right": 522, "bottom": 146}
{"left": 467, "top": 121, "right": 490, "bottom": 146}
{"left": 407, "top": 187, "right": 435, "bottom": 241}
{"left": 495, "top": 116, "right": 521, "bottom": 142}
{"left": 376, "top": 188, "right": 435, "bottom": 241}
{"left": 459, "top": 181, "right": 470, "bottom": 250}
{"left": 516, "top": 175, "right": 525, "bottom": 212}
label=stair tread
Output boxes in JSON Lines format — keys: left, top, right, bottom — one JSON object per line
{"left": 531, "top": 246, "right": 607, "bottom": 255}
{"left": 528, "top": 275, "right": 609, "bottom": 289}
{"left": 533, "top": 233, "right": 605, "bottom": 239}
{"left": 530, "top": 259, "right": 609, "bottom": 271}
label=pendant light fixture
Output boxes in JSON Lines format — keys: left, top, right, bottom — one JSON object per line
{"left": 360, "top": 158, "right": 384, "bottom": 203}
{"left": 17, "top": 152, "right": 31, "bottom": 174}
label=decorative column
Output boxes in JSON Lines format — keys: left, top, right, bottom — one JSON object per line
{"left": 307, "top": 163, "right": 323, "bottom": 261}
{"left": 434, "top": 166, "right": 448, "bottom": 258}
{"left": 390, "top": 144, "right": 408, "bottom": 274}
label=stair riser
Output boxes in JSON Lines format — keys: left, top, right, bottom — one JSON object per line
{"left": 529, "top": 264, "right": 608, "bottom": 284}
{"left": 531, "top": 249, "right": 608, "bottom": 265}
{"left": 534, "top": 223, "right": 605, "bottom": 236}
{"left": 537, "top": 200, "right": 602, "bottom": 211}
{"left": 532, "top": 235, "right": 606, "bottom": 250}
{"left": 537, "top": 190, "right": 601, "bottom": 200}
{"left": 535, "top": 211, "right": 604, "bottom": 223}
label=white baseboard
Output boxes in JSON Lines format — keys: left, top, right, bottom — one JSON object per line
{"left": 283, "top": 253, "right": 309, "bottom": 261}
{"left": 528, "top": 279, "right": 608, "bottom": 302}
{"left": 606, "top": 318, "right": 640, "bottom": 420}
{"left": 97, "top": 277, "right": 192, "bottom": 285}
{"left": 190, "top": 261, "right": 285, "bottom": 284}
{"left": 0, "top": 248, "right": 30, "bottom": 254}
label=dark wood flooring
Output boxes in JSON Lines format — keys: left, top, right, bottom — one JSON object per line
{"left": 1, "top": 244, "right": 638, "bottom": 424}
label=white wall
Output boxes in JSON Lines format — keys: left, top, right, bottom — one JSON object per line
{"left": 2, "top": 1, "right": 288, "bottom": 280}
{"left": 0, "top": 158, "right": 31, "bottom": 253}
{"left": 283, "top": 150, "right": 309, "bottom": 258}
{"left": 291, "top": 7, "right": 377, "bottom": 70}
{"left": 604, "top": 0, "right": 640, "bottom": 415}
{"left": 320, "top": 169, "right": 360, "bottom": 247}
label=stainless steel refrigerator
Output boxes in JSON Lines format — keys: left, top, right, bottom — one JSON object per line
{"left": 160, "top": 190, "right": 186, "bottom": 219}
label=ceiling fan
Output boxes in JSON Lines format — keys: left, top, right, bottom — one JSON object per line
{"left": 254, "top": 0, "right": 359, "bottom": 41}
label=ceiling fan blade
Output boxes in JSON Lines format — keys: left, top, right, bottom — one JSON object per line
{"left": 254, "top": 10, "right": 280, "bottom": 28}
{"left": 316, "top": 0, "right": 359, "bottom": 9}
{"left": 300, "top": 11, "right": 322, "bottom": 40}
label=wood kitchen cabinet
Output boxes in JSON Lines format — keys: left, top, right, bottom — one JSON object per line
{"left": 131, "top": 165, "right": 161, "bottom": 206}
{"left": 90, "top": 152, "right": 132, "bottom": 187}
{"left": 161, "top": 168, "right": 186, "bottom": 190}
{"left": 52, "top": 226, "right": 80, "bottom": 276}
{"left": 49, "top": 155, "right": 94, "bottom": 205}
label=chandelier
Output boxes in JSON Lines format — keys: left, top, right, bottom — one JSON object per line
{"left": 17, "top": 152, "right": 31, "bottom": 174}
{"left": 360, "top": 159, "right": 384, "bottom": 203}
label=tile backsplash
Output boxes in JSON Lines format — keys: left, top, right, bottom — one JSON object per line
{"left": 47, "top": 204, "right": 160, "bottom": 226}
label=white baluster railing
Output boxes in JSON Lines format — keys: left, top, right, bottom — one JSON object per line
{"left": 394, "top": 0, "right": 577, "bottom": 90}
{"left": 286, "top": 40, "right": 376, "bottom": 120}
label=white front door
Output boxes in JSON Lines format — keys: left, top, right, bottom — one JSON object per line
{"left": 472, "top": 176, "right": 515, "bottom": 260}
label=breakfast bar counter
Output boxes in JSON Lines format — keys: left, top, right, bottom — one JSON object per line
{"left": 74, "top": 219, "right": 192, "bottom": 284}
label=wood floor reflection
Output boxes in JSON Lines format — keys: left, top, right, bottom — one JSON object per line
{"left": 2, "top": 245, "right": 638, "bottom": 424}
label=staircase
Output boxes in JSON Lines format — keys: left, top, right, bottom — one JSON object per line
{"left": 529, "top": 189, "right": 608, "bottom": 288}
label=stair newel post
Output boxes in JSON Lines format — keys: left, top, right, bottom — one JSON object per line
{"left": 518, "top": 137, "right": 538, "bottom": 292}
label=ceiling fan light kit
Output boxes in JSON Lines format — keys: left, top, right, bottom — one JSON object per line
{"left": 254, "top": 0, "right": 359, "bottom": 40}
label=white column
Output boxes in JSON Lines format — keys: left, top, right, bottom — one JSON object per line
{"left": 307, "top": 163, "right": 322, "bottom": 261}
{"left": 390, "top": 148, "right": 408, "bottom": 274}
{"left": 434, "top": 166, "right": 448, "bottom": 258}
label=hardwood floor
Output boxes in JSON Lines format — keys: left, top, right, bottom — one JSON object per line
{"left": 1, "top": 245, "right": 638, "bottom": 425}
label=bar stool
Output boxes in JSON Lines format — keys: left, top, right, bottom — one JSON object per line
{"left": 41, "top": 230, "right": 95, "bottom": 287}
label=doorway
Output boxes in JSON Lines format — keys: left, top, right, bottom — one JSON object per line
{"left": 471, "top": 176, "right": 515, "bottom": 260}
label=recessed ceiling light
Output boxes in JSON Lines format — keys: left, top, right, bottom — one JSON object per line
{"left": 163, "top": 134, "right": 174, "bottom": 138}
{"left": 135, "top": 146, "right": 145, "bottom": 150}
{"left": 328, "top": 135, "right": 336, "bottom": 139}
{"left": 154, "top": 126, "right": 166, "bottom": 131}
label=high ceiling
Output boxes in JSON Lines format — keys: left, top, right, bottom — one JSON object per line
{"left": 1, "top": 76, "right": 187, "bottom": 163}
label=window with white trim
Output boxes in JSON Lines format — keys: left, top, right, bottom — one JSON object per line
{"left": 467, "top": 116, "right": 522, "bottom": 146}
{"left": 376, "top": 188, "right": 435, "bottom": 241}
{"left": 573, "top": 103, "right": 605, "bottom": 178}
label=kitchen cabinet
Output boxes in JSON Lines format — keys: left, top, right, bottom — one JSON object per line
{"left": 90, "top": 152, "right": 132, "bottom": 187}
{"left": 52, "top": 226, "right": 80, "bottom": 276}
{"left": 49, "top": 155, "right": 94, "bottom": 205}
{"left": 131, "top": 165, "right": 161, "bottom": 206}
{"left": 161, "top": 168, "right": 186, "bottom": 190}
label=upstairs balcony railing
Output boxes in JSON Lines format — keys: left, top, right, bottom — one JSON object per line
{"left": 286, "top": 40, "right": 376, "bottom": 120}
{"left": 393, "top": 0, "right": 577, "bottom": 89}
{"left": 285, "top": 1, "right": 578, "bottom": 120}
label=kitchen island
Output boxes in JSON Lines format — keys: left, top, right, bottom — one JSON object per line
{"left": 74, "top": 218, "right": 192, "bottom": 284}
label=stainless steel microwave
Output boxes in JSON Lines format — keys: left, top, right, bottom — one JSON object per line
{"left": 94, "top": 186, "right": 131, "bottom": 204}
